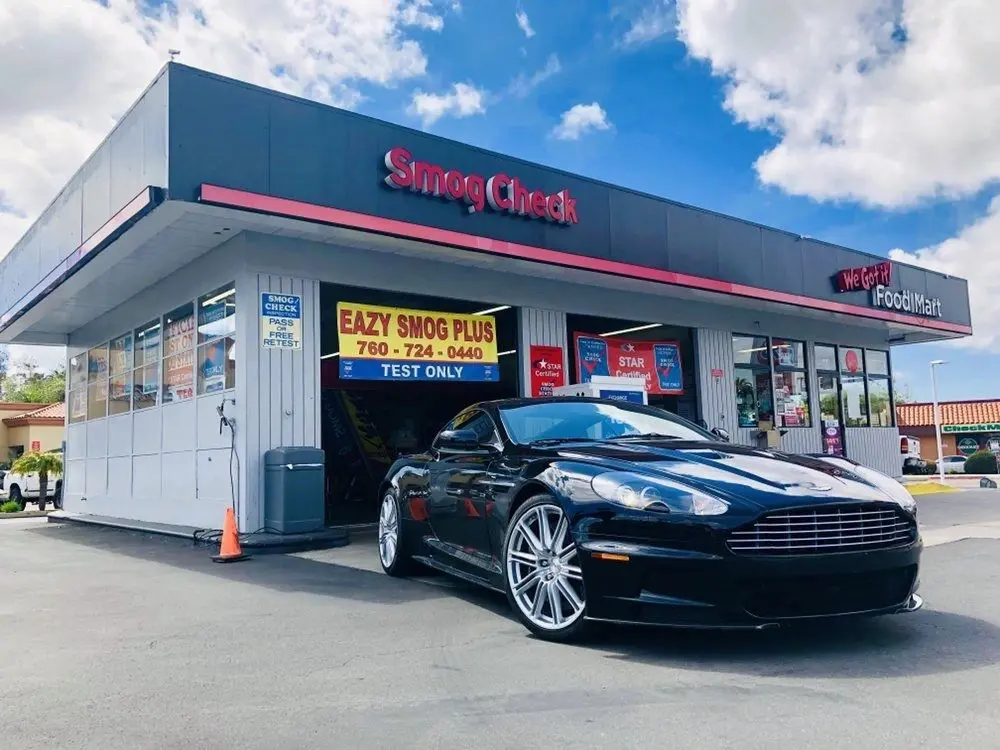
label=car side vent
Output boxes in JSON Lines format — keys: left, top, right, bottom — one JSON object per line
{"left": 727, "top": 504, "right": 917, "bottom": 556}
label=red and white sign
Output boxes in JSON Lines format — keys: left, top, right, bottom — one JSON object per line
{"left": 529, "top": 345, "right": 566, "bottom": 397}
{"left": 711, "top": 368, "right": 723, "bottom": 379}
{"left": 834, "top": 261, "right": 892, "bottom": 292}
{"left": 383, "top": 147, "right": 578, "bottom": 224}
{"left": 30, "top": 441, "right": 40, "bottom": 452}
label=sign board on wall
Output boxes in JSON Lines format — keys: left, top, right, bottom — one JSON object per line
{"left": 261, "top": 293, "right": 302, "bottom": 350}
{"left": 958, "top": 437, "right": 980, "bottom": 456}
{"left": 336, "top": 302, "right": 499, "bottom": 382}
{"left": 942, "top": 423, "right": 1000, "bottom": 434}
{"left": 30, "top": 441, "right": 40, "bottom": 452}
{"left": 832, "top": 260, "right": 942, "bottom": 318}
{"left": 528, "top": 345, "right": 565, "bottom": 397}
{"left": 574, "top": 333, "right": 683, "bottom": 395}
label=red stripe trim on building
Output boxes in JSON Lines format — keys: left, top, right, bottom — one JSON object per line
{"left": 198, "top": 184, "right": 973, "bottom": 336}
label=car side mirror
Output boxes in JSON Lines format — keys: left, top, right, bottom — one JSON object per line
{"left": 711, "top": 427, "right": 730, "bottom": 442}
{"left": 436, "top": 428, "right": 484, "bottom": 452}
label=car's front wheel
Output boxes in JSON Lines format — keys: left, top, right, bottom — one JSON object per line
{"left": 377, "top": 489, "right": 417, "bottom": 577}
{"left": 503, "top": 494, "right": 589, "bottom": 641}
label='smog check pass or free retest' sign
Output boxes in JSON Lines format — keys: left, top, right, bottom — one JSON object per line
{"left": 336, "top": 301, "right": 499, "bottom": 382}
{"left": 261, "top": 293, "right": 302, "bottom": 349}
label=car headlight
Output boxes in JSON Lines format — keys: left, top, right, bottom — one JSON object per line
{"left": 590, "top": 472, "right": 729, "bottom": 515}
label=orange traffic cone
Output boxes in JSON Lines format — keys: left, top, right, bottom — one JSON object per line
{"left": 212, "top": 507, "right": 249, "bottom": 563}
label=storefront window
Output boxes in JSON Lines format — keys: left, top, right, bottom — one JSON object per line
{"left": 134, "top": 319, "right": 161, "bottom": 411}
{"left": 839, "top": 347, "right": 868, "bottom": 427}
{"left": 733, "top": 334, "right": 774, "bottom": 428}
{"left": 85, "top": 345, "right": 109, "bottom": 420}
{"left": 197, "top": 284, "right": 236, "bottom": 395}
{"left": 866, "top": 349, "right": 893, "bottom": 426}
{"left": 109, "top": 334, "right": 133, "bottom": 416}
{"left": 163, "top": 303, "right": 196, "bottom": 403}
{"left": 771, "top": 338, "right": 810, "bottom": 427}
{"left": 68, "top": 353, "right": 87, "bottom": 391}
{"left": 69, "top": 389, "right": 87, "bottom": 425}
{"left": 814, "top": 345, "right": 837, "bottom": 372}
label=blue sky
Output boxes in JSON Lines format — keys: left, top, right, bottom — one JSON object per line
{"left": 6, "top": 1, "right": 994, "bottom": 403}
{"left": 334, "top": 1, "right": 993, "bottom": 403}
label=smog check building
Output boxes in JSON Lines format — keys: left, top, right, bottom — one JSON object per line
{"left": 0, "top": 64, "right": 972, "bottom": 534}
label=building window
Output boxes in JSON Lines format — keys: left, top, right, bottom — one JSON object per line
{"left": 67, "top": 352, "right": 87, "bottom": 424}
{"left": 163, "top": 303, "right": 196, "bottom": 403}
{"left": 196, "top": 284, "right": 236, "bottom": 395}
{"left": 134, "top": 319, "right": 161, "bottom": 411}
{"left": 815, "top": 345, "right": 840, "bottom": 427}
{"left": 839, "top": 346, "right": 868, "bottom": 427}
{"left": 87, "top": 344, "right": 109, "bottom": 420}
{"left": 866, "top": 349, "right": 893, "bottom": 427}
{"left": 109, "top": 333, "right": 133, "bottom": 416}
{"left": 771, "top": 338, "right": 811, "bottom": 428}
{"left": 732, "top": 334, "right": 774, "bottom": 428}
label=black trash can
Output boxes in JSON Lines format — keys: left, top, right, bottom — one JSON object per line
{"left": 264, "top": 447, "right": 326, "bottom": 534}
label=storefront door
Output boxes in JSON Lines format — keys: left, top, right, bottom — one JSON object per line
{"left": 815, "top": 345, "right": 845, "bottom": 457}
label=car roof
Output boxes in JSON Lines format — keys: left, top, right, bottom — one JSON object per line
{"left": 474, "top": 396, "right": 643, "bottom": 410}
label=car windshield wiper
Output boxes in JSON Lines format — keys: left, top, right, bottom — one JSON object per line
{"left": 615, "top": 433, "right": 684, "bottom": 440}
{"left": 528, "top": 437, "right": 602, "bottom": 446}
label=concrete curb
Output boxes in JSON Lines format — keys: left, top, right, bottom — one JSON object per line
{"left": 0, "top": 510, "right": 50, "bottom": 520}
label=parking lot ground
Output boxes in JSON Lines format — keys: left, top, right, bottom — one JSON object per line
{"left": 1, "top": 492, "right": 999, "bottom": 750}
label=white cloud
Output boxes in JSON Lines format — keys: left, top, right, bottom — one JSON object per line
{"left": 889, "top": 197, "right": 1000, "bottom": 350}
{"left": 671, "top": 0, "right": 1000, "bottom": 351}
{"left": 508, "top": 54, "right": 561, "bottom": 97}
{"left": 675, "top": 0, "right": 1000, "bottom": 209}
{"left": 516, "top": 7, "right": 536, "bottom": 38}
{"left": 551, "top": 103, "right": 613, "bottom": 141}
{"left": 622, "top": 0, "right": 675, "bottom": 46}
{"left": 408, "top": 82, "right": 487, "bottom": 127}
{"left": 0, "top": 0, "right": 457, "bottom": 257}
{"left": 7, "top": 344, "right": 64, "bottom": 375}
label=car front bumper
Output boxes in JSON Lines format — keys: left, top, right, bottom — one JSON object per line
{"left": 577, "top": 536, "right": 923, "bottom": 629}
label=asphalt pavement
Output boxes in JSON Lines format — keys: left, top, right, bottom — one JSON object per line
{"left": 1, "top": 491, "right": 998, "bottom": 750}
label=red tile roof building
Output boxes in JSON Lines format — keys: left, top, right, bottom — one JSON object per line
{"left": 896, "top": 400, "right": 1000, "bottom": 460}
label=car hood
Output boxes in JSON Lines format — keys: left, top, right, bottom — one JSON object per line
{"left": 552, "top": 440, "right": 898, "bottom": 510}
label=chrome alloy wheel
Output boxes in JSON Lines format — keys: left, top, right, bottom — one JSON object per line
{"left": 378, "top": 493, "right": 399, "bottom": 568}
{"left": 506, "top": 503, "right": 585, "bottom": 631}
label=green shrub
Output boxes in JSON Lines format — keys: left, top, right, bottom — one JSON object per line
{"left": 964, "top": 450, "right": 998, "bottom": 474}
{"left": 0, "top": 500, "right": 22, "bottom": 513}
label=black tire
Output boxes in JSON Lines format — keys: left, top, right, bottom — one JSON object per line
{"left": 377, "top": 489, "right": 418, "bottom": 577}
{"left": 502, "top": 494, "right": 591, "bottom": 642}
{"left": 7, "top": 485, "right": 24, "bottom": 512}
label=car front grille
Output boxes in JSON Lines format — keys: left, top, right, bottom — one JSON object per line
{"left": 727, "top": 503, "right": 917, "bottom": 556}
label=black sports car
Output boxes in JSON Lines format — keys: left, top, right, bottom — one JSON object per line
{"left": 377, "top": 397, "right": 923, "bottom": 641}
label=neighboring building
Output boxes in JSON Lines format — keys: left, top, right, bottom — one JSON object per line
{"left": 0, "top": 63, "right": 973, "bottom": 533}
{"left": 896, "top": 400, "right": 1000, "bottom": 460}
{"left": 0, "top": 402, "right": 65, "bottom": 462}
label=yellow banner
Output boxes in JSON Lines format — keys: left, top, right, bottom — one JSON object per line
{"left": 336, "top": 302, "right": 499, "bottom": 364}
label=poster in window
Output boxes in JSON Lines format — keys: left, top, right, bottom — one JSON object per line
{"left": 163, "top": 351, "right": 194, "bottom": 402}
{"left": 110, "top": 334, "right": 132, "bottom": 376}
{"left": 199, "top": 340, "right": 227, "bottom": 394}
{"left": 574, "top": 334, "right": 684, "bottom": 395}
{"left": 164, "top": 308, "right": 196, "bottom": 356}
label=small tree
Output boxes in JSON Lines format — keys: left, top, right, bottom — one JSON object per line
{"left": 10, "top": 450, "right": 63, "bottom": 510}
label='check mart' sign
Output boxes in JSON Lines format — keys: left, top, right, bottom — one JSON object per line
{"left": 942, "top": 423, "right": 1000, "bottom": 434}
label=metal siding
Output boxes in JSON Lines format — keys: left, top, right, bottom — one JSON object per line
{"left": 694, "top": 328, "right": 737, "bottom": 436}
{"left": 243, "top": 272, "right": 321, "bottom": 531}
{"left": 0, "top": 70, "right": 168, "bottom": 319}
{"left": 161, "top": 64, "right": 971, "bottom": 328}
{"left": 518, "top": 308, "right": 567, "bottom": 396}
{"left": 846, "top": 428, "right": 902, "bottom": 477}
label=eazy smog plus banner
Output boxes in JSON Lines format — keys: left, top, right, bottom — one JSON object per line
{"left": 574, "top": 333, "right": 683, "bottom": 395}
{"left": 337, "top": 302, "right": 499, "bottom": 382}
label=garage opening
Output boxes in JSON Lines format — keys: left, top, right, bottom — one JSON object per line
{"left": 319, "top": 283, "right": 518, "bottom": 526}
{"left": 565, "top": 313, "right": 699, "bottom": 422}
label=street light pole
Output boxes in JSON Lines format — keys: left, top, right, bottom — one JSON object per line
{"left": 930, "top": 360, "right": 947, "bottom": 483}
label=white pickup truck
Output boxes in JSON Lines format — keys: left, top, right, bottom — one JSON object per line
{"left": 1, "top": 452, "right": 63, "bottom": 511}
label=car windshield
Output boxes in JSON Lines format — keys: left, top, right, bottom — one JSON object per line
{"left": 498, "top": 400, "right": 715, "bottom": 444}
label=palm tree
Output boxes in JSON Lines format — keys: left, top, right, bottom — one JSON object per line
{"left": 10, "top": 450, "right": 63, "bottom": 511}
